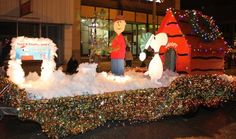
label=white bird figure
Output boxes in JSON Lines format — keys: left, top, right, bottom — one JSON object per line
{"left": 139, "top": 33, "right": 168, "bottom": 83}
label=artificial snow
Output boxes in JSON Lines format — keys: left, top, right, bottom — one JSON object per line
{"left": 18, "top": 63, "right": 179, "bottom": 100}
{"left": 219, "top": 74, "right": 236, "bottom": 82}
{"left": 8, "top": 37, "right": 179, "bottom": 100}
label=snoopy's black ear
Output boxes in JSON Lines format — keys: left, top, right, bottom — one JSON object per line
{"left": 144, "top": 49, "right": 148, "bottom": 53}
{"left": 154, "top": 37, "right": 156, "bottom": 40}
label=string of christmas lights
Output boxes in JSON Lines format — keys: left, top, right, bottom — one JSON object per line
{"left": 189, "top": 10, "right": 222, "bottom": 42}
{"left": 167, "top": 8, "right": 222, "bottom": 42}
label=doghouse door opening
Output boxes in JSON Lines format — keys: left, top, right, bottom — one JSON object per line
{"left": 164, "top": 48, "right": 176, "bottom": 71}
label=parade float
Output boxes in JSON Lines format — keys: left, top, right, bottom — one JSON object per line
{"left": 0, "top": 9, "right": 236, "bottom": 139}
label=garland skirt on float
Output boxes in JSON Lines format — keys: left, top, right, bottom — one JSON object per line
{"left": 0, "top": 75, "right": 236, "bottom": 138}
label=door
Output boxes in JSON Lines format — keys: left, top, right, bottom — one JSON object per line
{"left": 164, "top": 48, "right": 176, "bottom": 71}
{"left": 123, "top": 33, "right": 132, "bottom": 48}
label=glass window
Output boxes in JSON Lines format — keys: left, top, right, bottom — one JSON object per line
{"left": 42, "top": 24, "right": 64, "bottom": 65}
{"left": 0, "top": 22, "right": 16, "bottom": 38}
{"left": 81, "top": 20, "right": 90, "bottom": 56}
{"left": 123, "top": 23, "right": 133, "bottom": 53}
{"left": 132, "top": 24, "right": 138, "bottom": 55}
{"left": 148, "top": 24, "right": 158, "bottom": 33}
{"left": 18, "top": 23, "right": 39, "bottom": 37}
{"left": 125, "top": 24, "right": 132, "bottom": 33}
{"left": 81, "top": 18, "right": 109, "bottom": 56}
{"left": 137, "top": 24, "right": 147, "bottom": 54}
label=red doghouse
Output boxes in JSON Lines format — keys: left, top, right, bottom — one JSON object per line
{"left": 158, "top": 8, "right": 228, "bottom": 74}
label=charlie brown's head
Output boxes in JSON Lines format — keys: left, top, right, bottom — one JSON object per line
{"left": 113, "top": 15, "right": 126, "bottom": 35}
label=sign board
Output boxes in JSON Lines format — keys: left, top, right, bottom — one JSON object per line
{"left": 20, "top": 0, "right": 32, "bottom": 17}
{"left": 16, "top": 47, "right": 50, "bottom": 61}
{"left": 12, "top": 36, "right": 56, "bottom": 61}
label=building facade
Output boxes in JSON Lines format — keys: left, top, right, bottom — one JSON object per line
{"left": 0, "top": 0, "right": 180, "bottom": 65}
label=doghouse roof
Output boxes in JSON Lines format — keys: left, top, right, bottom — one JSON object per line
{"left": 158, "top": 8, "right": 228, "bottom": 51}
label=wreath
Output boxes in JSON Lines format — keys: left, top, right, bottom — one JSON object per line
{"left": 189, "top": 10, "right": 221, "bottom": 42}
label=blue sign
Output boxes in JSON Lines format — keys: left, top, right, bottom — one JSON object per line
{"left": 16, "top": 47, "right": 51, "bottom": 60}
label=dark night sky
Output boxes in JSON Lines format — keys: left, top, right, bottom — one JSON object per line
{"left": 180, "top": 0, "right": 236, "bottom": 22}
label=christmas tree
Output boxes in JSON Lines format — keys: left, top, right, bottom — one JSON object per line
{"left": 81, "top": 9, "right": 112, "bottom": 62}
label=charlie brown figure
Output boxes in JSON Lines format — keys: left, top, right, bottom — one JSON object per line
{"left": 111, "top": 15, "right": 126, "bottom": 76}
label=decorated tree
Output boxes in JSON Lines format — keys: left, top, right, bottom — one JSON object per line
{"left": 81, "top": 9, "right": 112, "bottom": 62}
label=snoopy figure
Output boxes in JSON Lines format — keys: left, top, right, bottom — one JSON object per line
{"left": 139, "top": 32, "right": 168, "bottom": 83}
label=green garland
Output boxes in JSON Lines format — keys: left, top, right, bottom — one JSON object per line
{"left": 189, "top": 10, "right": 221, "bottom": 42}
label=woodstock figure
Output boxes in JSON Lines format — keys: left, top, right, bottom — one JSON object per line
{"left": 139, "top": 32, "right": 168, "bottom": 83}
